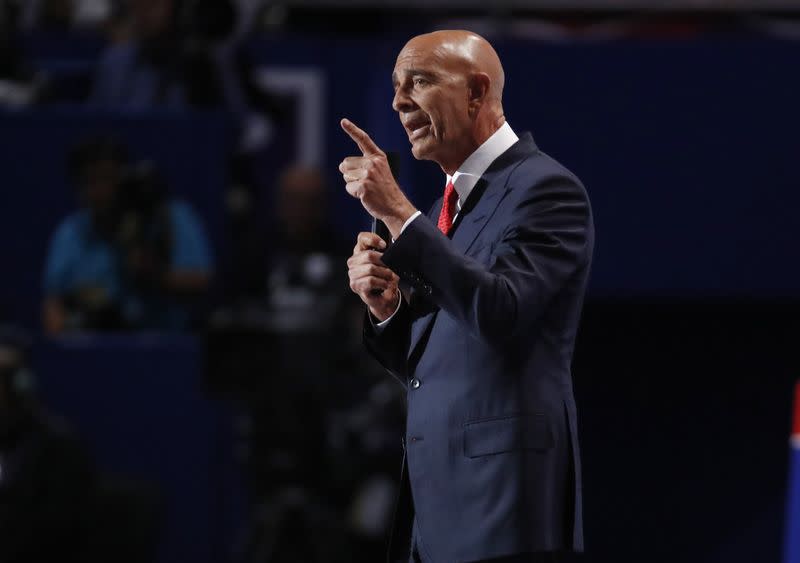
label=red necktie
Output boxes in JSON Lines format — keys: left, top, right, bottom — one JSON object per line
{"left": 437, "top": 181, "right": 457, "bottom": 235}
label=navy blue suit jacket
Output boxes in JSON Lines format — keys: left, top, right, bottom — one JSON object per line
{"left": 364, "top": 133, "right": 593, "bottom": 562}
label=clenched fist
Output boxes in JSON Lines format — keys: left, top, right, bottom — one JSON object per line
{"left": 339, "top": 118, "right": 418, "bottom": 239}
{"left": 347, "top": 232, "right": 400, "bottom": 322}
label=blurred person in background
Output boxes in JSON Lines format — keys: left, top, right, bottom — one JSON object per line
{"left": 89, "top": 0, "right": 272, "bottom": 113}
{"left": 230, "top": 164, "right": 349, "bottom": 306}
{"left": 90, "top": 0, "right": 224, "bottom": 107}
{"left": 43, "top": 135, "right": 213, "bottom": 333}
{"left": 209, "top": 165, "right": 405, "bottom": 563}
{"left": 0, "top": 325, "right": 95, "bottom": 563}
{"left": 215, "top": 164, "right": 349, "bottom": 499}
{"left": 90, "top": 0, "right": 280, "bottom": 167}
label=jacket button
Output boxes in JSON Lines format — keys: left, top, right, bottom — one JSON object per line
{"left": 410, "top": 378, "right": 421, "bottom": 389}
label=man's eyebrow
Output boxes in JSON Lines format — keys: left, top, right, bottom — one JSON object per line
{"left": 392, "top": 69, "right": 437, "bottom": 87}
{"left": 408, "top": 69, "right": 437, "bottom": 80}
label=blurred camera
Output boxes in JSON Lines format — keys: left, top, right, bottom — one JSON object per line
{"left": 114, "top": 160, "right": 172, "bottom": 287}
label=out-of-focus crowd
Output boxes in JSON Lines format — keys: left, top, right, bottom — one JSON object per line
{"left": 1, "top": 0, "right": 290, "bottom": 333}
{"left": 0, "top": 2, "right": 408, "bottom": 563}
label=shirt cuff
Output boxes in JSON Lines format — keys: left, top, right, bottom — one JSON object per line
{"left": 374, "top": 291, "right": 403, "bottom": 331}
{"left": 400, "top": 211, "right": 422, "bottom": 235}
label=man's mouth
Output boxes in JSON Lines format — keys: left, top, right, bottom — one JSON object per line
{"left": 405, "top": 118, "right": 431, "bottom": 141}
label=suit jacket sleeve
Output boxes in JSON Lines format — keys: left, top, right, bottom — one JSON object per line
{"left": 381, "top": 175, "right": 592, "bottom": 345}
{"left": 361, "top": 201, "right": 444, "bottom": 381}
{"left": 362, "top": 297, "right": 412, "bottom": 382}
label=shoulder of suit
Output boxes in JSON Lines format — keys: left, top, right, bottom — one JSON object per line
{"left": 505, "top": 149, "right": 586, "bottom": 194}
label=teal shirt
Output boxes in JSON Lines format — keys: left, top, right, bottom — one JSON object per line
{"left": 44, "top": 201, "right": 212, "bottom": 330}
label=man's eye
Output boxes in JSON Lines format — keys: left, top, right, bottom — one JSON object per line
{"left": 413, "top": 78, "right": 428, "bottom": 86}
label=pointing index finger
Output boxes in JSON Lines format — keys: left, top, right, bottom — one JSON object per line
{"left": 341, "top": 118, "right": 383, "bottom": 156}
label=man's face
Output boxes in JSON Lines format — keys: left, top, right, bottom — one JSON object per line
{"left": 392, "top": 39, "right": 474, "bottom": 172}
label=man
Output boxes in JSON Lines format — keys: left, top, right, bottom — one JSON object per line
{"left": 43, "top": 135, "right": 213, "bottom": 332}
{"left": 342, "top": 31, "right": 593, "bottom": 563}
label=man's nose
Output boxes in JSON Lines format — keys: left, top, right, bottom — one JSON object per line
{"left": 392, "top": 88, "right": 415, "bottom": 113}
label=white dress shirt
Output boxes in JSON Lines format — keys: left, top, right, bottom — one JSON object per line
{"left": 376, "top": 122, "right": 519, "bottom": 328}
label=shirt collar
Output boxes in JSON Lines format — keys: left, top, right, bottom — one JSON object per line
{"left": 445, "top": 121, "right": 519, "bottom": 208}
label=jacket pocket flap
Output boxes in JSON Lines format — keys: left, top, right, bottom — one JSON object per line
{"left": 464, "top": 414, "right": 553, "bottom": 458}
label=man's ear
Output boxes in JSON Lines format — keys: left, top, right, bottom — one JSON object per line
{"left": 468, "top": 72, "right": 491, "bottom": 113}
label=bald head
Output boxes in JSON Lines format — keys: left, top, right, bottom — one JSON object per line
{"left": 392, "top": 30, "right": 507, "bottom": 173}
{"left": 404, "top": 30, "right": 505, "bottom": 104}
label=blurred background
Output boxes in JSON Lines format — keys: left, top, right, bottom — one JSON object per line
{"left": 0, "top": 1, "right": 799, "bottom": 562}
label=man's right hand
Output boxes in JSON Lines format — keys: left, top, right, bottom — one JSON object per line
{"left": 347, "top": 232, "right": 400, "bottom": 322}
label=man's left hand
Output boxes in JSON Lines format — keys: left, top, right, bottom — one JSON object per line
{"left": 339, "top": 118, "right": 417, "bottom": 239}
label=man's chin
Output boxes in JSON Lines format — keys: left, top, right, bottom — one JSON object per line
{"left": 410, "top": 141, "right": 434, "bottom": 162}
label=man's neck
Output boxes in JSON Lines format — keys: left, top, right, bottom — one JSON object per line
{"left": 442, "top": 115, "right": 507, "bottom": 175}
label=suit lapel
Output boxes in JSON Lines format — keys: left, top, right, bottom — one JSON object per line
{"left": 405, "top": 133, "right": 539, "bottom": 367}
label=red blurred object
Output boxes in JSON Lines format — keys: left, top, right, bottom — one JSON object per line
{"left": 793, "top": 381, "right": 800, "bottom": 437}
